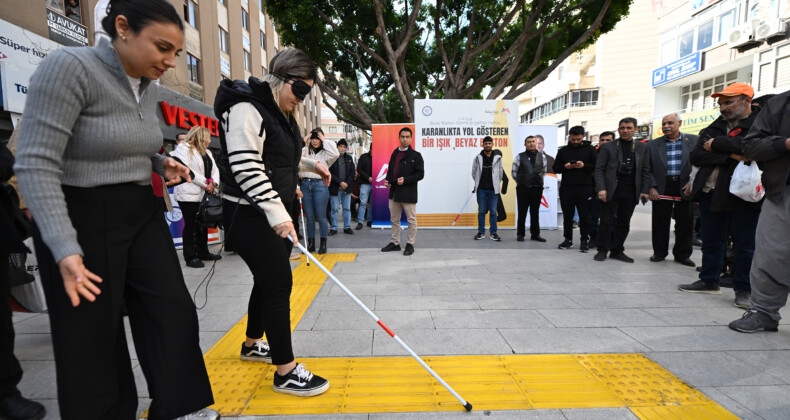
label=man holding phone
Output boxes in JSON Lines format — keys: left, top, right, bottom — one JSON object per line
{"left": 553, "top": 126, "right": 597, "bottom": 252}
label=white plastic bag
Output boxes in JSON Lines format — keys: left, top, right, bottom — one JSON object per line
{"left": 729, "top": 161, "right": 765, "bottom": 203}
{"left": 10, "top": 238, "right": 48, "bottom": 313}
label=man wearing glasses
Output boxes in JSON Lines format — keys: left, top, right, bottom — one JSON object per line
{"left": 680, "top": 83, "right": 763, "bottom": 311}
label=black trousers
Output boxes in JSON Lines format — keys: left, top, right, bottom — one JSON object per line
{"left": 559, "top": 184, "right": 593, "bottom": 241}
{"left": 597, "top": 186, "right": 638, "bottom": 253}
{"left": 34, "top": 184, "right": 213, "bottom": 420}
{"left": 178, "top": 200, "right": 209, "bottom": 261}
{"left": 516, "top": 186, "right": 543, "bottom": 238}
{"left": 223, "top": 200, "right": 295, "bottom": 365}
{"left": 651, "top": 179, "right": 693, "bottom": 260}
{"left": 0, "top": 255, "right": 23, "bottom": 400}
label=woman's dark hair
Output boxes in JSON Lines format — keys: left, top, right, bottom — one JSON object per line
{"left": 101, "top": 0, "right": 183, "bottom": 40}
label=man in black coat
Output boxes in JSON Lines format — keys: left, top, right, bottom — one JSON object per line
{"left": 328, "top": 139, "right": 356, "bottom": 235}
{"left": 355, "top": 149, "right": 373, "bottom": 229}
{"left": 680, "top": 83, "right": 762, "bottom": 310}
{"left": 647, "top": 113, "right": 697, "bottom": 267}
{"left": 554, "top": 125, "right": 597, "bottom": 252}
{"left": 512, "top": 136, "right": 545, "bottom": 242}
{"left": 380, "top": 127, "right": 424, "bottom": 256}
{"left": 0, "top": 141, "right": 47, "bottom": 420}
{"left": 593, "top": 117, "right": 652, "bottom": 263}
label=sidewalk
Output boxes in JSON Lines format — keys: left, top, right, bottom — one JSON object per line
{"left": 12, "top": 206, "right": 790, "bottom": 419}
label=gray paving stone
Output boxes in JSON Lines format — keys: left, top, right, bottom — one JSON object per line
{"left": 726, "top": 350, "right": 790, "bottom": 382}
{"left": 370, "top": 410, "right": 566, "bottom": 419}
{"left": 642, "top": 307, "right": 744, "bottom": 326}
{"left": 372, "top": 329, "right": 512, "bottom": 356}
{"left": 561, "top": 407, "right": 638, "bottom": 420}
{"left": 10, "top": 313, "right": 50, "bottom": 334}
{"left": 375, "top": 295, "right": 480, "bottom": 310}
{"left": 377, "top": 272, "right": 459, "bottom": 283}
{"left": 420, "top": 280, "right": 513, "bottom": 295}
{"left": 697, "top": 386, "right": 764, "bottom": 420}
{"left": 308, "top": 295, "right": 377, "bottom": 311}
{"left": 499, "top": 328, "right": 650, "bottom": 354}
{"left": 292, "top": 330, "right": 373, "bottom": 357}
{"left": 473, "top": 294, "right": 582, "bottom": 310}
{"left": 620, "top": 326, "right": 790, "bottom": 351}
{"left": 311, "top": 310, "right": 434, "bottom": 331}
{"left": 648, "top": 351, "right": 789, "bottom": 386}
{"left": 431, "top": 309, "right": 553, "bottom": 329}
{"left": 17, "top": 360, "right": 57, "bottom": 399}
{"left": 538, "top": 309, "right": 668, "bottom": 328}
{"left": 326, "top": 282, "right": 422, "bottom": 296}
{"left": 717, "top": 385, "right": 790, "bottom": 420}
{"left": 13, "top": 334, "right": 53, "bottom": 361}
{"left": 504, "top": 281, "right": 605, "bottom": 294}
{"left": 565, "top": 293, "right": 680, "bottom": 309}
{"left": 657, "top": 291, "right": 742, "bottom": 308}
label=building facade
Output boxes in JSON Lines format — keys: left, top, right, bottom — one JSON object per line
{"left": 514, "top": 0, "right": 660, "bottom": 143}
{"left": 319, "top": 96, "right": 371, "bottom": 162}
{"left": 0, "top": 0, "right": 321, "bottom": 144}
{"left": 651, "top": 0, "right": 790, "bottom": 137}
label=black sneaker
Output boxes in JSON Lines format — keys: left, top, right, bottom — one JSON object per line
{"left": 609, "top": 252, "right": 634, "bottom": 263}
{"left": 200, "top": 253, "right": 222, "bottom": 261}
{"left": 381, "top": 242, "right": 401, "bottom": 252}
{"left": 734, "top": 291, "right": 752, "bottom": 309}
{"left": 240, "top": 340, "right": 272, "bottom": 363}
{"left": 516, "top": 235, "right": 524, "bottom": 242}
{"left": 530, "top": 236, "right": 547, "bottom": 242}
{"left": 558, "top": 239, "right": 572, "bottom": 249}
{"left": 343, "top": 228, "right": 354, "bottom": 235}
{"left": 675, "top": 258, "right": 696, "bottom": 267}
{"left": 403, "top": 243, "right": 415, "bottom": 256}
{"left": 328, "top": 230, "right": 337, "bottom": 236}
{"left": 593, "top": 250, "right": 607, "bottom": 261}
{"left": 367, "top": 221, "right": 372, "bottom": 227}
{"left": 729, "top": 310, "right": 779, "bottom": 333}
{"left": 678, "top": 280, "right": 721, "bottom": 294}
{"left": 0, "top": 394, "right": 45, "bottom": 420}
{"left": 474, "top": 232, "right": 485, "bottom": 240}
{"left": 579, "top": 241, "right": 589, "bottom": 253}
{"left": 355, "top": 223, "right": 364, "bottom": 230}
{"left": 649, "top": 255, "right": 666, "bottom": 262}
{"left": 490, "top": 233, "right": 501, "bottom": 242}
{"left": 719, "top": 274, "right": 734, "bottom": 288}
{"left": 186, "top": 258, "right": 205, "bottom": 268}
{"left": 273, "top": 363, "right": 330, "bottom": 397}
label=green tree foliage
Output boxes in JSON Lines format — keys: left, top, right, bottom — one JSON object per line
{"left": 264, "top": 0, "right": 632, "bottom": 130}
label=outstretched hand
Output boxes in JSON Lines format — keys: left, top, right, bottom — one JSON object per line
{"left": 163, "top": 157, "right": 191, "bottom": 186}
{"left": 58, "top": 254, "right": 103, "bottom": 307}
{"left": 315, "top": 162, "right": 331, "bottom": 186}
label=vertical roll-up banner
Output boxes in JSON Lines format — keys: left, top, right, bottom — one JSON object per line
{"left": 371, "top": 124, "right": 415, "bottom": 228}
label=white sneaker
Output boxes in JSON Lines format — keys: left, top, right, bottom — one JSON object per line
{"left": 273, "top": 363, "right": 329, "bottom": 397}
{"left": 174, "top": 408, "right": 220, "bottom": 419}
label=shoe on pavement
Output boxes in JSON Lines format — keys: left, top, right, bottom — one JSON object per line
{"left": 675, "top": 258, "right": 696, "bottom": 267}
{"left": 343, "top": 228, "right": 354, "bottom": 235}
{"left": 693, "top": 238, "right": 703, "bottom": 247}
{"left": 474, "top": 232, "right": 485, "bottom": 240}
{"left": 289, "top": 250, "right": 302, "bottom": 261}
{"left": 0, "top": 394, "right": 45, "bottom": 420}
{"left": 530, "top": 236, "right": 547, "bottom": 242}
{"left": 381, "top": 242, "right": 401, "bottom": 252}
{"left": 558, "top": 239, "right": 572, "bottom": 249}
{"left": 579, "top": 240, "right": 589, "bottom": 253}
{"left": 609, "top": 252, "right": 634, "bottom": 263}
{"left": 516, "top": 235, "right": 524, "bottom": 242}
{"left": 200, "top": 253, "right": 222, "bottom": 261}
{"left": 729, "top": 310, "right": 779, "bottom": 333}
{"left": 367, "top": 221, "right": 372, "bottom": 227}
{"left": 678, "top": 280, "right": 721, "bottom": 294}
{"left": 273, "top": 363, "right": 329, "bottom": 397}
{"left": 186, "top": 258, "right": 205, "bottom": 268}
{"left": 240, "top": 339, "right": 272, "bottom": 363}
{"left": 490, "top": 233, "right": 501, "bottom": 242}
{"left": 355, "top": 223, "right": 363, "bottom": 230}
{"left": 174, "top": 408, "right": 220, "bottom": 420}
{"left": 328, "top": 230, "right": 337, "bottom": 236}
{"left": 734, "top": 291, "right": 753, "bottom": 309}
{"left": 588, "top": 238, "right": 597, "bottom": 249}
{"left": 403, "top": 243, "right": 415, "bottom": 256}
{"left": 719, "top": 274, "right": 734, "bottom": 288}
{"left": 593, "top": 250, "right": 607, "bottom": 261}
{"left": 649, "top": 255, "right": 665, "bottom": 262}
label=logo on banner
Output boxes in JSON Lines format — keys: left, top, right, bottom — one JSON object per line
{"left": 421, "top": 106, "right": 432, "bottom": 116}
{"left": 376, "top": 164, "right": 389, "bottom": 182}
{"left": 501, "top": 108, "right": 511, "bottom": 114}
{"left": 541, "top": 196, "right": 549, "bottom": 208}
{"left": 0, "top": 51, "right": 7, "bottom": 59}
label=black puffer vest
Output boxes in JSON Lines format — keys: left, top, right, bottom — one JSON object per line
{"left": 214, "top": 77, "right": 302, "bottom": 208}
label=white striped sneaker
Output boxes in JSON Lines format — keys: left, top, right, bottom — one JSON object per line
{"left": 273, "top": 363, "right": 329, "bottom": 397}
{"left": 240, "top": 340, "right": 272, "bottom": 363}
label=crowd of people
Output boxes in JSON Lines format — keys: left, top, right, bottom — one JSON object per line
{"left": 1, "top": 1, "right": 789, "bottom": 419}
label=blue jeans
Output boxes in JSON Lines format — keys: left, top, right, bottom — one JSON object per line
{"left": 476, "top": 189, "right": 498, "bottom": 234}
{"left": 698, "top": 192, "right": 760, "bottom": 292}
{"left": 358, "top": 183, "right": 373, "bottom": 223}
{"left": 330, "top": 190, "right": 352, "bottom": 230}
{"left": 301, "top": 178, "right": 329, "bottom": 239}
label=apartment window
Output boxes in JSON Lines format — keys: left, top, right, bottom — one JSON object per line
{"left": 717, "top": 8, "right": 737, "bottom": 43}
{"left": 218, "top": 27, "right": 229, "bottom": 53}
{"left": 262, "top": 66, "right": 267, "bottom": 76}
{"left": 242, "top": 8, "right": 250, "bottom": 31}
{"left": 697, "top": 19, "right": 714, "bottom": 50}
{"left": 243, "top": 51, "right": 251, "bottom": 71}
{"left": 184, "top": 0, "right": 198, "bottom": 28}
{"left": 260, "top": 31, "right": 267, "bottom": 49}
{"left": 46, "top": 0, "right": 83, "bottom": 23}
{"left": 187, "top": 53, "right": 201, "bottom": 84}
{"left": 680, "top": 71, "right": 739, "bottom": 113}
{"left": 570, "top": 89, "right": 599, "bottom": 107}
{"left": 259, "top": 0, "right": 263, "bottom": 11}
{"left": 658, "top": 1, "right": 744, "bottom": 66}
{"left": 219, "top": 0, "right": 225, "bottom": 4}
{"left": 678, "top": 29, "right": 695, "bottom": 58}
{"left": 755, "top": 42, "right": 790, "bottom": 92}
{"left": 329, "top": 126, "right": 338, "bottom": 133}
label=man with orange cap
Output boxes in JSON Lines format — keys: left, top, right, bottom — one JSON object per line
{"left": 680, "top": 83, "right": 763, "bottom": 310}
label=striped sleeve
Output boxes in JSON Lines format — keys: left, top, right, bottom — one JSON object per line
{"left": 223, "top": 102, "right": 291, "bottom": 227}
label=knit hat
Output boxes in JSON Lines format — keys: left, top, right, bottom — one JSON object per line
{"left": 337, "top": 139, "right": 348, "bottom": 147}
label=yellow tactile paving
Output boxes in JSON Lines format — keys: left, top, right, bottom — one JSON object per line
{"left": 149, "top": 251, "right": 739, "bottom": 418}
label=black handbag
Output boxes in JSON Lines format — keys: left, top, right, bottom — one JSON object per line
{"left": 197, "top": 153, "right": 223, "bottom": 229}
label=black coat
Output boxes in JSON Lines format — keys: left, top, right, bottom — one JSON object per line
{"left": 743, "top": 92, "right": 790, "bottom": 203}
{"left": 329, "top": 153, "right": 355, "bottom": 196}
{"left": 357, "top": 152, "right": 372, "bottom": 185}
{"left": 690, "top": 108, "right": 763, "bottom": 211}
{"left": 1, "top": 142, "right": 27, "bottom": 254}
{"left": 386, "top": 146, "right": 424, "bottom": 204}
{"left": 553, "top": 143, "right": 596, "bottom": 186}
{"left": 594, "top": 139, "right": 651, "bottom": 204}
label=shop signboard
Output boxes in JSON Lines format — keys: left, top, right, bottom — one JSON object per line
{"left": 45, "top": 9, "right": 88, "bottom": 47}
{"left": 652, "top": 52, "right": 701, "bottom": 87}
{"left": 652, "top": 108, "right": 720, "bottom": 139}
